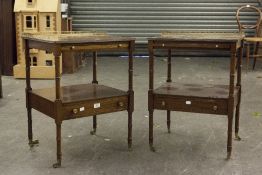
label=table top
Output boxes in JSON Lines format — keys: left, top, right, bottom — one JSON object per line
{"left": 22, "top": 31, "right": 135, "bottom": 44}
{"left": 149, "top": 32, "right": 244, "bottom": 43}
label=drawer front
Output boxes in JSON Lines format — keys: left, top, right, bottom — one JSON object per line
{"left": 154, "top": 96, "right": 228, "bottom": 115}
{"left": 62, "top": 43, "right": 129, "bottom": 51}
{"left": 63, "top": 96, "right": 128, "bottom": 120}
{"left": 153, "top": 42, "right": 230, "bottom": 50}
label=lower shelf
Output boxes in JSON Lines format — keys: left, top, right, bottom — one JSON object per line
{"left": 29, "top": 84, "right": 129, "bottom": 120}
{"left": 153, "top": 82, "right": 240, "bottom": 115}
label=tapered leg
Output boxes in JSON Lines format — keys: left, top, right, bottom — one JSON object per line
{"left": 167, "top": 111, "right": 171, "bottom": 133}
{"left": 53, "top": 122, "right": 62, "bottom": 168}
{"left": 90, "top": 115, "right": 97, "bottom": 135}
{"left": 227, "top": 113, "right": 233, "bottom": 160}
{"left": 149, "top": 110, "right": 155, "bottom": 152}
{"left": 91, "top": 51, "right": 98, "bottom": 136}
{"left": 235, "top": 102, "right": 241, "bottom": 141}
{"left": 28, "top": 108, "right": 39, "bottom": 147}
{"left": 128, "top": 111, "right": 132, "bottom": 149}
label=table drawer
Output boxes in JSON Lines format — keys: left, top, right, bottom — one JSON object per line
{"left": 154, "top": 96, "right": 228, "bottom": 115}
{"left": 153, "top": 42, "right": 230, "bottom": 50}
{"left": 63, "top": 96, "right": 128, "bottom": 120}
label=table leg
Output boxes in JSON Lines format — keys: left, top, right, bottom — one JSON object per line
{"left": 128, "top": 41, "right": 134, "bottom": 150}
{"left": 149, "top": 110, "right": 155, "bottom": 152}
{"left": 167, "top": 49, "right": 172, "bottom": 133}
{"left": 53, "top": 122, "right": 62, "bottom": 168}
{"left": 28, "top": 108, "right": 39, "bottom": 147}
{"left": 167, "top": 111, "right": 171, "bottom": 133}
{"left": 90, "top": 116, "right": 97, "bottom": 135}
{"left": 235, "top": 41, "right": 243, "bottom": 141}
{"left": 128, "top": 111, "right": 132, "bottom": 149}
{"left": 91, "top": 51, "right": 98, "bottom": 135}
{"left": 227, "top": 112, "right": 233, "bottom": 160}
{"left": 25, "top": 39, "right": 38, "bottom": 147}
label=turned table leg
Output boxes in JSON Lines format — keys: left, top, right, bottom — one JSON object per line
{"left": 25, "top": 39, "right": 39, "bottom": 147}
{"left": 53, "top": 122, "right": 62, "bottom": 168}
{"left": 91, "top": 51, "right": 98, "bottom": 135}
{"left": 167, "top": 49, "right": 172, "bottom": 133}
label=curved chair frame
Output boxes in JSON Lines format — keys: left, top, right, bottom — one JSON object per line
{"left": 236, "top": 5, "right": 262, "bottom": 70}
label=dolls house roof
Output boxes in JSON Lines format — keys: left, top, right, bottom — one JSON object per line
{"left": 14, "top": 0, "right": 60, "bottom": 12}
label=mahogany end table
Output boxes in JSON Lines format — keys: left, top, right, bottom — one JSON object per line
{"left": 148, "top": 32, "right": 243, "bottom": 159}
{"left": 23, "top": 32, "right": 135, "bottom": 168}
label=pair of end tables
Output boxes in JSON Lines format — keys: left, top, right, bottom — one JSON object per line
{"left": 23, "top": 31, "right": 243, "bottom": 167}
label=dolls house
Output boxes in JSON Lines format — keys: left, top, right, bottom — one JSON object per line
{"left": 13, "top": 0, "right": 62, "bottom": 78}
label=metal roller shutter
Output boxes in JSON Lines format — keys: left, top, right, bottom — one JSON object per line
{"left": 70, "top": 0, "right": 260, "bottom": 43}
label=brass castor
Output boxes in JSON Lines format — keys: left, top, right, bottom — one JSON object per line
{"left": 235, "top": 133, "right": 241, "bottom": 141}
{"left": 90, "top": 129, "right": 96, "bottom": 135}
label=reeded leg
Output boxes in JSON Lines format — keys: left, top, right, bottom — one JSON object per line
{"left": 227, "top": 114, "right": 233, "bottom": 160}
{"left": 149, "top": 110, "right": 155, "bottom": 152}
{"left": 28, "top": 108, "right": 39, "bottom": 147}
{"left": 167, "top": 110, "right": 171, "bottom": 133}
{"left": 53, "top": 122, "right": 62, "bottom": 168}
{"left": 128, "top": 111, "right": 132, "bottom": 150}
{"left": 90, "top": 115, "right": 97, "bottom": 135}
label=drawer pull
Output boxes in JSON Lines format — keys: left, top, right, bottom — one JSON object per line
{"left": 118, "top": 44, "right": 123, "bottom": 47}
{"left": 71, "top": 46, "right": 75, "bottom": 50}
{"left": 215, "top": 45, "right": 219, "bottom": 48}
{"left": 162, "top": 43, "right": 165, "bottom": 47}
{"left": 213, "top": 106, "right": 218, "bottom": 111}
{"left": 118, "top": 101, "right": 124, "bottom": 107}
{"left": 161, "top": 101, "right": 166, "bottom": 107}
{"left": 72, "top": 108, "right": 78, "bottom": 114}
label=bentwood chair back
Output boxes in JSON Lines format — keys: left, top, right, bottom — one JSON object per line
{"left": 236, "top": 5, "right": 262, "bottom": 70}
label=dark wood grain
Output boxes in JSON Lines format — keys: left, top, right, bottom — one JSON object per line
{"left": 148, "top": 32, "right": 243, "bottom": 158}
{"left": 32, "top": 84, "right": 128, "bottom": 103}
{"left": 154, "top": 83, "right": 239, "bottom": 99}
{"left": 24, "top": 34, "right": 135, "bottom": 167}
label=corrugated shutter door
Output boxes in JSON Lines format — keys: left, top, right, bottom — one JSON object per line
{"left": 70, "top": 0, "right": 260, "bottom": 44}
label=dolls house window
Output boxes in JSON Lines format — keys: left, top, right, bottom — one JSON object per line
{"left": 46, "top": 60, "right": 53, "bottom": 66}
{"left": 25, "top": 15, "right": 37, "bottom": 29}
{"left": 32, "top": 57, "right": 37, "bottom": 66}
{"left": 26, "top": 16, "right": 32, "bottom": 28}
{"left": 46, "top": 16, "right": 51, "bottom": 28}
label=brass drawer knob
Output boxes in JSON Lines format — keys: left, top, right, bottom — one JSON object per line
{"left": 118, "top": 102, "right": 124, "bottom": 107}
{"left": 118, "top": 44, "right": 122, "bottom": 47}
{"left": 161, "top": 101, "right": 166, "bottom": 107}
{"left": 72, "top": 108, "right": 78, "bottom": 114}
{"left": 213, "top": 106, "right": 218, "bottom": 111}
{"left": 71, "top": 46, "right": 75, "bottom": 50}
